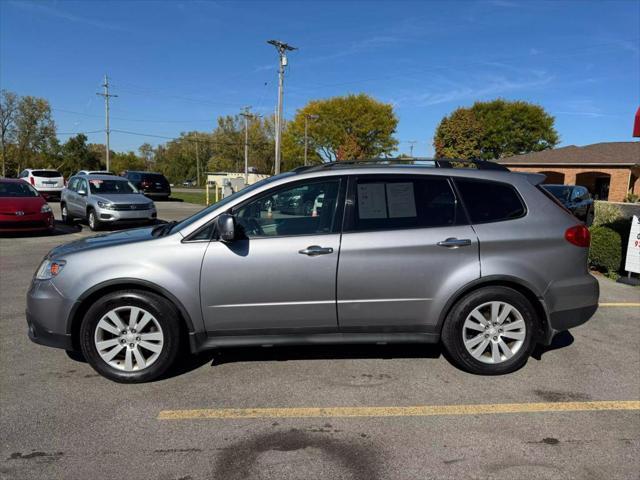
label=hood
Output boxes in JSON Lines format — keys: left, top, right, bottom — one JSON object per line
{"left": 0, "top": 196, "right": 45, "bottom": 214}
{"left": 48, "top": 226, "right": 156, "bottom": 258}
{"left": 92, "top": 193, "right": 153, "bottom": 205}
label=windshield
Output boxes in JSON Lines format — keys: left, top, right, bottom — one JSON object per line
{"left": 543, "top": 185, "right": 572, "bottom": 202}
{"left": 0, "top": 182, "right": 40, "bottom": 197}
{"left": 88, "top": 179, "right": 138, "bottom": 194}
{"left": 170, "top": 173, "right": 294, "bottom": 234}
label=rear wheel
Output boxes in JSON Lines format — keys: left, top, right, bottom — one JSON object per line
{"left": 441, "top": 286, "right": 537, "bottom": 375}
{"left": 79, "top": 290, "right": 181, "bottom": 383}
{"left": 87, "top": 209, "right": 100, "bottom": 231}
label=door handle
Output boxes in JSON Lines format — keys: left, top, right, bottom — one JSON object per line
{"left": 298, "top": 245, "right": 334, "bottom": 256}
{"left": 437, "top": 238, "right": 472, "bottom": 248}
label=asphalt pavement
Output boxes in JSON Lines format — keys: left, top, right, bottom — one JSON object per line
{"left": 1, "top": 201, "right": 639, "bottom": 480}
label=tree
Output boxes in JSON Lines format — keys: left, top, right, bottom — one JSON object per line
{"left": 139, "top": 143, "right": 155, "bottom": 170}
{"left": 433, "top": 99, "right": 559, "bottom": 160}
{"left": 282, "top": 94, "right": 398, "bottom": 168}
{"left": 60, "top": 134, "right": 101, "bottom": 176}
{"left": 14, "top": 95, "right": 58, "bottom": 173}
{"left": 0, "top": 90, "right": 18, "bottom": 177}
{"left": 111, "top": 151, "right": 146, "bottom": 174}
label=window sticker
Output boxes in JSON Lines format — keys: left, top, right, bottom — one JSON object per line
{"left": 357, "top": 183, "right": 387, "bottom": 219}
{"left": 386, "top": 182, "right": 417, "bottom": 218}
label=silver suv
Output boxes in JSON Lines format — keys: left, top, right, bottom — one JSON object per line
{"left": 27, "top": 161, "right": 599, "bottom": 382}
{"left": 60, "top": 174, "right": 157, "bottom": 231}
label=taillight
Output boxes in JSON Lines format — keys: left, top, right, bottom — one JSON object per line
{"left": 30, "top": 176, "right": 35, "bottom": 185}
{"left": 565, "top": 225, "right": 590, "bottom": 247}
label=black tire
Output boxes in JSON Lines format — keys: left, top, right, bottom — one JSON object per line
{"left": 60, "top": 203, "right": 73, "bottom": 225}
{"left": 79, "top": 290, "right": 181, "bottom": 383}
{"left": 441, "top": 286, "right": 537, "bottom": 375}
{"left": 87, "top": 208, "right": 100, "bottom": 231}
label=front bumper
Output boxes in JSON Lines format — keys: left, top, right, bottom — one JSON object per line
{"left": 96, "top": 208, "right": 157, "bottom": 223}
{"left": 0, "top": 213, "right": 54, "bottom": 232}
{"left": 26, "top": 279, "right": 75, "bottom": 350}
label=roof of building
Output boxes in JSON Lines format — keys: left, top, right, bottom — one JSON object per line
{"left": 498, "top": 142, "right": 640, "bottom": 166}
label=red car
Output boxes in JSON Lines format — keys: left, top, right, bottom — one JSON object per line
{"left": 0, "top": 179, "right": 55, "bottom": 233}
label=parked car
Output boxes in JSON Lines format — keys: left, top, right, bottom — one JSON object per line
{"left": 122, "top": 171, "right": 171, "bottom": 199}
{"left": 75, "top": 170, "right": 117, "bottom": 176}
{"left": 28, "top": 160, "right": 598, "bottom": 382}
{"left": 0, "top": 179, "right": 54, "bottom": 233}
{"left": 182, "top": 179, "right": 196, "bottom": 187}
{"left": 18, "top": 169, "right": 64, "bottom": 200}
{"left": 542, "top": 184, "right": 594, "bottom": 223}
{"left": 60, "top": 174, "right": 156, "bottom": 231}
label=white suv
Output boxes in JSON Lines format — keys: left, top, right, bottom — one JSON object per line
{"left": 18, "top": 169, "right": 65, "bottom": 200}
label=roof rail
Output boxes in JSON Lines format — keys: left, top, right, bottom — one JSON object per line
{"left": 298, "top": 158, "right": 510, "bottom": 172}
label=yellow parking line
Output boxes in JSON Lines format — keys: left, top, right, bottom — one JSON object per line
{"left": 158, "top": 400, "right": 640, "bottom": 420}
{"left": 599, "top": 303, "right": 640, "bottom": 307}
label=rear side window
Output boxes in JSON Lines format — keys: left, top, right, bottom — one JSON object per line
{"left": 32, "top": 170, "right": 62, "bottom": 178}
{"left": 455, "top": 178, "right": 525, "bottom": 224}
{"left": 347, "top": 176, "right": 459, "bottom": 232}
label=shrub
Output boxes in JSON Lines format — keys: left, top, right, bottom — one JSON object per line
{"left": 624, "top": 191, "right": 639, "bottom": 203}
{"left": 589, "top": 225, "right": 622, "bottom": 275}
{"left": 593, "top": 201, "right": 623, "bottom": 226}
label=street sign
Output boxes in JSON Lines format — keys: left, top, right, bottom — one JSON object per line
{"left": 624, "top": 215, "right": 640, "bottom": 274}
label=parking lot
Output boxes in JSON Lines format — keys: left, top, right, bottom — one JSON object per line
{"left": 1, "top": 201, "right": 639, "bottom": 480}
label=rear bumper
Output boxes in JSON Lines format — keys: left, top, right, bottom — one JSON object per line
{"left": 543, "top": 273, "right": 599, "bottom": 344}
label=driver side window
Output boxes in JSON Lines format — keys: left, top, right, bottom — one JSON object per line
{"left": 233, "top": 179, "right": 341, "bottom": 238}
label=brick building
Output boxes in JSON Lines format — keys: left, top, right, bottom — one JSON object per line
{"left": 498, "top": 142, "right": 639, "bottom": 202}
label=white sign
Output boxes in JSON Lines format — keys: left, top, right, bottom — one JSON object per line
{"left": 386, "top": 182, "right": 417, "bottom": 218}
{"left": 357, "top": 183, "right": 387, "bottom": 219}
{"left": 624, "top": 215, "right": 640, "bottom": 274}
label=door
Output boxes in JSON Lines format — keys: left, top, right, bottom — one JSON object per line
{"left": 73, "top": 178, "right": 89, "bottom": 216}
{"left": 337, "top": 175, "right": 480, "bottom": 331}
{"left": 200, "top": 177, "right": 345, "bottom": 333}
{"left": 65, "top": 178, "right": 80, "bottom": 215}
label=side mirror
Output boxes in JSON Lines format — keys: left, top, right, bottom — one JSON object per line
{"left": 216, "top": 213, "right": 236, "bottom": 242}
{"left": 77, "top": 189, "right": 87, "bottom": 196}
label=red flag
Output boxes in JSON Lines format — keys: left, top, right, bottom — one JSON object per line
{"left": 634, "top": 107, "right": 640, "bottom": 137}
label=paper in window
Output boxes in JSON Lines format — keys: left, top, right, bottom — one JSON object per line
{"left": 386, "top": 182, "right": 417, "bottom": 218}
{"left": 357, "top": 183, "right": 387, "bottom": 219}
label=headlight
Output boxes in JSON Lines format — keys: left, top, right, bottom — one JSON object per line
{"left": 40, "top": 204, "right": 52, "bottom": 213}
{"left": 97, "top": 201, "right": 115, "bottom": 210}
{"left": 35, "top": 259, "right": 66, "bottom": 280}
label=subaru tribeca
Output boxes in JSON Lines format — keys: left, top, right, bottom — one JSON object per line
{"left": 27, "top": 161, "right": 599, "bottom": 383}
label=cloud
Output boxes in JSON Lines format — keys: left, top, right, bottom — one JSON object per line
{"left": 397, "top": 70, "right": 554, "bottom": 107}
{"left": 9, "top": 1, "right": 132, "bottom": 32}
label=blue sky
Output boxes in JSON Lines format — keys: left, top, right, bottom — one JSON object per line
{"left": 1, "top": 0, "right": 638, "bottom": 157}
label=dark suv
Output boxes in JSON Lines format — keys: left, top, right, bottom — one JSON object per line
{"left": 122, "top": 171, "right": 171, "bottom": 199}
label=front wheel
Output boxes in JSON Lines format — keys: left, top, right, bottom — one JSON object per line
{"left": 79, "top": 290, "right": 181, "bottom": 383}
{"left": 61, "top": 203, "right": 73, "bottom": 225}
{"left": 87, "top": 209, "right": 101, "bottom": 231}
{"left": 441, "top": 286, "right": 537, "bottom": 375}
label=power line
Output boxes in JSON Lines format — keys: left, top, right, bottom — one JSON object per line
{"left": 53, "top": 107, "right": 214, "bottom": 124}
{"left": 110, "top": 129, "right": 271, "bottom": 147}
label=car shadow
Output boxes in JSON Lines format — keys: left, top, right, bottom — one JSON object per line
{"left": 531, "top": 330, "right": 574, "bottom": 360}
{"left": 163, "top": 343, "right": 443, "bottom": 380}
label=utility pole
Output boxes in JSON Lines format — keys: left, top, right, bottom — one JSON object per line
{"left": 96, "top": 74, "right": 117, "bottom": 171}
{"left": 240, "top": 106, "right": 252, "bottom": 183}
{"left": 408, "top": 141, "right": 417, "bottom": 158}
{"left": 304, "top": 114, "right": 319, "bottom": 166}
{"left": 195, "top": 133, "right": 200, "bottom": 186}
{"left": 267, "top": 40, "right": 297, "bottom": 175}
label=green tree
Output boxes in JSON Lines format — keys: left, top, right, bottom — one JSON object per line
{"left": 60, "top": 134, "right": 101, "bottom": 176}
{"left": 14, "top": 95, "right": 58, "bottom": 173}
{"left": 138, "top": 143, "right": 155, "bottom": 170}
{"left": 282, "top": 94, "right": 398, "bottom": 168}
{"left": 0, "top": 90, "right": 18, "bottom": 177}
{"left": 433, "top": 99, "right": 559, "bottom": 160}
{"left": 111, "top": 151, "right": 145, "bottom": 174}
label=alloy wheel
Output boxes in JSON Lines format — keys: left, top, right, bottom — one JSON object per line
{"left": 94, "top": 306, "right": 164, "bottom": 371}
{"left": 462, "top": 301, "right": 527, "bottom": 364}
